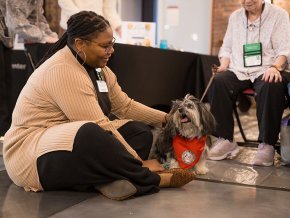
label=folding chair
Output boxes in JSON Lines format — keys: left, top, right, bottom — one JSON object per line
{"left": 233, "top": 88, "right": 259, "bottom": 146}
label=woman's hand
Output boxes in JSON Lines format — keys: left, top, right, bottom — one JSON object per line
{"left": 212, "top": 64, "right": 227, "bottom": 73}
{"left": 212, "top": 57, "right": 230, "bottom": 73}
{"left": 262, "top": 67, "right": 282, "bottom": 83}
{"left": 142, "top": 159, "right": 165, "bottom": 172}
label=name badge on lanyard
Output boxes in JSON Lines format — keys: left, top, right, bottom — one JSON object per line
{"left": 97, "top": 80, "right": 108, "bottom": 92}
{"left": 243, "top": 42, "right": 262, "bottom": 67}
{"left": 95, "top": 68, "right": 108, "bottom": 92}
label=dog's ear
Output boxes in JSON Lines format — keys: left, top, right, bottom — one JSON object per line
{"left": 163, "top": 114, "right": 177, "bottom": 137}
{"left": 198, "top": 103, "right": 216, "bottom": 135}
{"left": 153, "top": 120, "right": 175, "bottom": 162}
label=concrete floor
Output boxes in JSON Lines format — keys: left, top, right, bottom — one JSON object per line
{"left": 1, "top": 108, "right": 290, "bottom": 218}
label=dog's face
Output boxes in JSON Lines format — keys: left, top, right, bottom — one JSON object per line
{"left": 166, "top": 94, "right": 216, "bottom": 140}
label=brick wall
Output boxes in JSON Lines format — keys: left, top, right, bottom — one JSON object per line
{"left": 211, "top": 1, "right": 240, "bottom": 55}
{"left": 211, "top": 0, "right": 290, "bottom": 55}
{"left": 274, "top": 0, "right": 290, "bottom": 12}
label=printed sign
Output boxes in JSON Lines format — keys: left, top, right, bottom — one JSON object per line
{"left": 121, "top": 21, "right": 156, "bottom": 47}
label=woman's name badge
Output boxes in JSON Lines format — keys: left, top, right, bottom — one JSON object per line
{"left": 243, "top": 42, "right": 262, "bottom": 67}
{"left": 97, "top": 80, "right": 108, "bottom": 92}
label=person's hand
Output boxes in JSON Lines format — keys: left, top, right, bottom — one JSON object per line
{"left": 262, "top": 67, "right": 282, "bottom": 83}
{"left": 165, "top": 114, "right": 170, "bottom": 123}
{"left": 212, "top": 64, "right": 227, "bottom": 74}
{"left": 142, "top": 159, "right": 165, "bottom": 172}
{"left": 44, "top": 35, "right": 58, "bottom": 43}
{"left": 161, "top": 114, "right": 170, "bottom": 128}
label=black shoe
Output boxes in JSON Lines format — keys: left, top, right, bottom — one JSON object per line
{"left": 95, "top": 180, "right": 137, "bottom": 201}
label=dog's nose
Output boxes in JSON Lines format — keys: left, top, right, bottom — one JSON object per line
{"left": 178, "top": 108, "right": 184, "bottom": 114}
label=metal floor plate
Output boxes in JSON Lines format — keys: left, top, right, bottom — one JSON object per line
{"left": 197, "top": 147, "right": 290, "bottom": 190}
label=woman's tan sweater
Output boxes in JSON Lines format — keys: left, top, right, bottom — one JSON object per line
{"left": 3, "top": 46, "right": 166, "bottom": 192}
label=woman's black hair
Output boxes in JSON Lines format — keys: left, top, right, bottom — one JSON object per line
{"left": 36, "top": 11, "right": 110, "bottom": 68}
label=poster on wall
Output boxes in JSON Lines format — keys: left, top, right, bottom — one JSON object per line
{"left": 121, "top": 21, "right": 156, "bottom": 47}
{"left": 166, "top": 5, "right": 179, "bottom": 26}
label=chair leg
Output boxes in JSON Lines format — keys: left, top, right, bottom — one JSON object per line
{"left": 233, "top": 106, "right": 248, "bottom": 143}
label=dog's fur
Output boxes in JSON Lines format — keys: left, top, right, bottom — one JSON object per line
{"left": 150, "top": 94, "right": 216, "bottom": 174}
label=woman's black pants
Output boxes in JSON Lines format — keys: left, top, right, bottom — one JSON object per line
{"left": 37, "top": 121, "right": 160, "bottom": 196}
{"left": 209, "top": 70, "right": 290, "bottom": 145}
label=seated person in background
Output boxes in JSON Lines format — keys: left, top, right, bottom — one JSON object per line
{"left": 3, "top": 11, "right": 195, "bottom": 201}
{"left": 6, "top": 0, "right": 58, "bottom": 44}
{"left": 58, "top": 0, "right": 122, "bottom": 37}
{"left": 6, "top": 0, "right": 58, "bottom": 71}
{"left": 207, "top": 0, "right": 290, "bottom": 166}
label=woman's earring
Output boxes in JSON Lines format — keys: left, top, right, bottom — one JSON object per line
{"left": 76, "top": 50, "right": 87, "bottom": 66}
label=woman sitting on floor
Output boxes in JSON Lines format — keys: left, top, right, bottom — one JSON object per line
{"left": 3, "top": 11, "right": 195, "bottom": 201}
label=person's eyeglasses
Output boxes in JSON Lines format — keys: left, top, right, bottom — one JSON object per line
{"left": 84, "top": 37, "right": 116, "bottom": 53}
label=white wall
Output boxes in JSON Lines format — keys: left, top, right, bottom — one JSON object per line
{"left": 117, "top": 0, "right": 212, "bottom": 54}
{"left": 157, "top": 0, "right": 212, "bottom": 54}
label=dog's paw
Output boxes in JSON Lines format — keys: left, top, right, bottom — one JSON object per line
{"left": 195, "top": 166, "right": 209, "bottom": 175}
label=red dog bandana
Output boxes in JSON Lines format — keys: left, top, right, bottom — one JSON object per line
{"left": 173, "top": 135, "right": 206, "bottom": 169}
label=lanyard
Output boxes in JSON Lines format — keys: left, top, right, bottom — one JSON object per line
{"left": 245, "top": 3, "right": 264, "bottom": 44}
{"left": 246, "top": 14, "right": 261, "bottom": 44}
{"left": 95, "top": 70, "right": 103, "bottom": 81}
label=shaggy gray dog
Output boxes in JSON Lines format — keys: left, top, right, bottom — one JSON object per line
{"left": 150, "top": 94, "right": 216, "bottom": 174}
